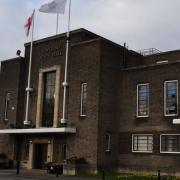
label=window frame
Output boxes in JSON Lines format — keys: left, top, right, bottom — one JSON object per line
{"left": 80, "top": 82, "right": 87, "bottom": 117}
{"left": 160, "top": 134, "right": 180, "bottom": 154}
{"left": 136, "top": 83, "right": 149, "bottom": 118}
{"left": 164, "top": 80, "right": 178, "bottom": 116}
{"left": 132, "top": 134, "right": 153, "bottom": 153}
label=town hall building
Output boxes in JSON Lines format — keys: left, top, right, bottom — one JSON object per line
{"left": 0, "top": 28, "right": 180, "bottom": 174}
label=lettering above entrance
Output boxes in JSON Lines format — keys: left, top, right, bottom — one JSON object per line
{"left": 39, "top": 46, "right": 63, "bottom": 60}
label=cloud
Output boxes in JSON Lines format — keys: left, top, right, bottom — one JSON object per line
{"left": 1, "top": 0, "right": 180, "bottom": 60}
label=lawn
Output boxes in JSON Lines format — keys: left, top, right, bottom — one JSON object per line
{"left": 78, "top": 172, "right": 180, "bottom": 180}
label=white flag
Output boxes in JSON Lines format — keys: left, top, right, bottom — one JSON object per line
{"left": 39, "top": 0, "right": 67, "bottom": 14}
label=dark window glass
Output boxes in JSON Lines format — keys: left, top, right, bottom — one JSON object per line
{"left": 161, "top": 135, "right": 180, "bottom": 152}
{"left": 165, "top": 81, "right": 178, "bottom": 115}
{"left": 80, "top": 83, "right": 87, "bottom": 116}
{"left": 137, "top": 84, "right": 149, "bottom": 116}
{"left": 62, "top": 144, "right": 66, "bottom": 160}
{"left": 4, "top": 92, "right": 11, "bottom": 121}
{"left": 133, "top": 135, "right": 153, "bottom": 152}
{"left": 42, "top": 71, "right": 56, "bottom": 127}
{"left": 105, "top": 133, "right": 111, "bottom": 152}
{"left": 24, "top": 141, "right": 30, "bottom": 160}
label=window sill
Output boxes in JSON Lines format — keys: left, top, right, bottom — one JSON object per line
{"left": 164, "top": 114, "right": 178, "bottom": 117}
{"left": 136, "top": 116, "right": 149, "bottom": 118}
{"left": 105, "top": 150, "right": 111, "bottom": 154}
{"left": 132, "top": 151, "right": 153, "bottom": 154}
{"left": 79, "top": 115, "right": 87, "bottom": 119}
{"left": 160, "top": 151, "right": 180, "bottom": 154}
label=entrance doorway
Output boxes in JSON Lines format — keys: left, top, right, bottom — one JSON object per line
{"left": 33, "top": 144, "right": 48, "bottom": 169}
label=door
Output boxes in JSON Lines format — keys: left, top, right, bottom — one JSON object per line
{"left": 34, "top": 144, "right": 48, "bottom": 169}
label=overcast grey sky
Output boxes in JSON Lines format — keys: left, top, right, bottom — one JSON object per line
{"left": 1, "top": 0, "right": 180, "bottom": 60}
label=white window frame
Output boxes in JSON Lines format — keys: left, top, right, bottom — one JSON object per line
{"left": 105, "top": 132, "right": 111, "bottom": 152}
{"left": 164, "top": 80, "right": 178, "bottom": 116}
{"left": 132, "top": 134, "right": 153, "bottom": 153}
{"left": 4, "top": 92, "right": 11, "bottom": 121}
{"left": 137, "top": 83, "right": 149, "bottom": 117}
{"left": 80, "top": 82, "right": 87, "bottom": 117}
{"left": 160, "top": 134, "right": 180, "bottom": 154}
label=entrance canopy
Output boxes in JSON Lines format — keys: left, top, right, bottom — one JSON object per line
{"left": 0, "top": 127, "right": 76, "bottom": 134}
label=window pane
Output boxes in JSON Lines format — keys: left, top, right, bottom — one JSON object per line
{"left": 42, "top": 71, "right": 56, "bottom": 127}
{"left": 133, "top": 135, "right": 153, "bottom": 152}
{"left": 137, "top": 84, "right": 149, "bottom": 116}
{"left": 80, "top": 83, "right": 87, "bottom": 116}
{"left": 161, "top": 135, "right": 180, "bottom": 153}
{"left": 4, "top": 92, "right": 11, "bottom": 121}
{"left": 165, "top": 81, "right": 178, "bottom": 115}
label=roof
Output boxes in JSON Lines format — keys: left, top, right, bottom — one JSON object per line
{"left": 0, "top": 57, "right": 23, "bottom": 63}
{"left": 24, "top": 28, "right": 140, "bottom": 56}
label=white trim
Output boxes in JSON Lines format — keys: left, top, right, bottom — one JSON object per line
{"left": 160, "top": 134, "right": 180, "bottom": 154}
{"left": 136, "top": 83, "right": 149, "bottom": 117}
{"left": 164, "top": 80, "right": 178, "bottom": 116}
{"left": 0, "top": 127, "right": 76, "bottom": 134}
{"left": 132, "top": 134, "right": 153, "bottom": 153}
{"left": 80, "top": 82, "right": 87, "bottom": 116}
{"left": 173, "top": 119, "right": 180, "bottom": 124}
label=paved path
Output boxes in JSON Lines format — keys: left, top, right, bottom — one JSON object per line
{"left": 0, "top": 169, "right": 98, "bottom": 180}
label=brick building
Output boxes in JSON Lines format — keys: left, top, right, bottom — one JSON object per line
{"left": 0, "top": 28, "right": 180, "bottom": 174}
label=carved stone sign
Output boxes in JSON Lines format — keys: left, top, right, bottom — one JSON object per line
{"left": 39, "top": 46, "right": 63, "bottom": 60}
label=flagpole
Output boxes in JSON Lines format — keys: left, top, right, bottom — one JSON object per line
{"left": 24, "top": 9, "right": 35, "bottom": 126}
{"left": 56, "top": 13, "right": 59, "bottom": 35}
{"left": 61, "top": 0, "right": 71, "bottom": 126}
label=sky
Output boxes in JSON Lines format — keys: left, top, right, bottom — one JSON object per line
{"left": 1, "top": 0, "right": 180, "bottom": 60}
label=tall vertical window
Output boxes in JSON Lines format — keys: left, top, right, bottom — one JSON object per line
{"left": 24, "top": 140, "right": 30, "bottom": 160}
{"left": 161, "top": 135, "right": 180, "bottom": 153}
{"left": 80, "top": 82, "right": 87, "bottom": 116}
{"left": 132, "top": 134, "right": 153, "bottom": 153}
{"left": 105, "top": 132, "right": 111, "bottom": 152}
{"left": 4, "top": 92, "right": 11, "bottom": 121}
{"left": 42, "top": 71, "right": 56, "bottom": 127}
{"left": 164, "top": 80, "right": 178, "bottom": 116}
{"left": 62, "top": 144, "right": 67, "bottom": 160}
{"left": 137, "top": 84, "right": 149, "bottom": 117}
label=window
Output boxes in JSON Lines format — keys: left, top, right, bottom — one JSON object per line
{"left": 80, "top": 82, "right": 87, "bottom": 116}
{"left": 137, "top": 84, "right": 149, "bottom": 117}
{"left": 164, "top": 80, "right": 178, "bottom": 116}
{"left": 161, "top": 135, "right": 180, "bottom": 153}
{"left": 4, "top": 92, "right": 11, "bottom": 121}
{"left": 24, "top": 141, "right": 30, "bottom": 160}
{"left": 42, "top": 71, "right": 56, "bottom": 127}
{"left": 132, "top": 134, "right": 153, "bottom": 153}
{"left": 105, "top": 133, "right": 111, "bottom": 152}
{"left": 62, "top": 144, "right": 66, "bottom": 160}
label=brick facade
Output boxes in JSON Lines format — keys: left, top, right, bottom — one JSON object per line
{"left": 1, "top": 28, "right": 180, "bottom": 174}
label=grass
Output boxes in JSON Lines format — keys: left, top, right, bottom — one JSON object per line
{"left": 78, "top": 172, "right": 180, "bottom": 180}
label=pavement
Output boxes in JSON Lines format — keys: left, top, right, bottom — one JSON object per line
{"left": 0, "top": 169, "right": 98, "bottom": 180}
